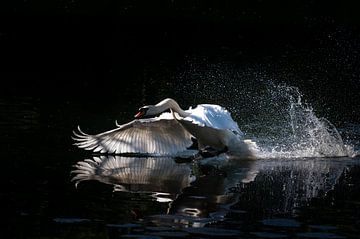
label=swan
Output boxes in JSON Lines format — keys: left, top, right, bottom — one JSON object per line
{"left": 73, "top": 98, "right": 256, "bottom": 158}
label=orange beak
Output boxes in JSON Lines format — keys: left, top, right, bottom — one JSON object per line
{"left": 134, "top": 111, "right": 145, "bottom": 119}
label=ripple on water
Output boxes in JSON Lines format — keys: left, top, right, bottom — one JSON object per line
{"left": 183, "top": 227, "right": 242, "bottom": 236}
{"left": 148, "top": 231, "right": 190, "bottom": 238}
{"left": 261, "top": 218, "right": 301, "bottom": 228}
{"left": 308, "top": 225, "right": 338, "bottom": 231}
{"left": 106, "top": 223, "right": 142, "bottom": 228}
{"left": 120, "top": 235, "right": 161, "bottom": 239}
{"left": 296, "top": 232, "right": 345, "bottom": 238}
{"left": 53, "top": 218, "right": 90, "bottom": 224}
{"left": 251, "top": 231, "right": 288, "bottom": 238}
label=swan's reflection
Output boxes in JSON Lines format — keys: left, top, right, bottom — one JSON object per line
{"left": 72, "top": 156, "right": 195, "bottom": 201}
{"left": 166, "top": 157, "right": 258, "bottom": 221}
{"left": 72, "top": 155, "right": 258, "bottom": 226}
{"left": 72, "top": 156, "right": 357, "bottom": 227}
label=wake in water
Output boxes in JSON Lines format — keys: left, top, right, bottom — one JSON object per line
{"left": 250, "top": 85, "right": 356, "bottom": 158}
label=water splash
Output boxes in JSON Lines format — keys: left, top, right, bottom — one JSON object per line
{"left": 254, "top": 85, "right": 356, "bottom": 158}
{"left": 175, "top": 63, "right": 358, "bottom": 158}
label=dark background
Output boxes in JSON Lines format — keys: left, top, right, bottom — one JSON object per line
{"left": 0, "top": 1, "right": 360, "bottom": 128}
{"left": 1, "top": 2, "right": 360, "bottom": 238}
{"left": 1, "top": 1, "right": 359, "bottom": 100}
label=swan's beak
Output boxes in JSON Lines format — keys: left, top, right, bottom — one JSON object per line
{"left": 134, "top": 111, "right": 144, "bottom": 119}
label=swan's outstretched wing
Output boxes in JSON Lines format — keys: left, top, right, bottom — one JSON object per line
{"left": 72, "top": 118, "right": 194, "bottom": 155}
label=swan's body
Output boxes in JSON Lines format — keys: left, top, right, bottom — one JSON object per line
{"left": 73, "top": 98, "right": 256, "bottom": 158}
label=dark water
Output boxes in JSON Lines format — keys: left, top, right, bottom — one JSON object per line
{"left": 2, "top": 90, "right": 360, "bottom": 239}
{"left": 2, "top": 1, "right": 360, "bottom": 238}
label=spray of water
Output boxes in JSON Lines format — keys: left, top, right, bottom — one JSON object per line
{"left": 255, "top": 85, "right": 356, "bottom": 158}
{"left": 174, "top": 63, "right": 357, "bottom": 158}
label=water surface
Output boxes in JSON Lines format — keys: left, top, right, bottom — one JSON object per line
{"left": 2, "top": 92, "right": 360, "bottom": 238}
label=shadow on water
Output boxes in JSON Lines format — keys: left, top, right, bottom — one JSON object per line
{"left": 68, "top": 155, "right": 360, "bottom": 238}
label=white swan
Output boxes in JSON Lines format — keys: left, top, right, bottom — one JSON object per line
{"left": 73, "top": 98, "right": 256, "bottom": 158}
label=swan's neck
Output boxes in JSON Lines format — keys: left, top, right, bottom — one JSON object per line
{"left": 155, "top": 98, "right": 190, "bottom": 117}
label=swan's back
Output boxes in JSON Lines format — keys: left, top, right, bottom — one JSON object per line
{"left": 186, "top": 104, "right": 243, "bottom": 136}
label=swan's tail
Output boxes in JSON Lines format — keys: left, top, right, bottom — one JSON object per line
{"left": 226, "top": 138, "right": 259, "bottom": 160}
{"left": 244, "top": 139, "right": 259, "bottom": 152}
{"left": 242, "top": 139, "right": 260, "bottom": 159}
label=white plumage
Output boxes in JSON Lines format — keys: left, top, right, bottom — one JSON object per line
{"left": 73, "top": 115, "right": 193, "bottom": 155}
{"left": 73, "top": 98, "right": 256, "bottom": 158}
{"left": 184, "top": 104, "right": 243, "bottom": 134}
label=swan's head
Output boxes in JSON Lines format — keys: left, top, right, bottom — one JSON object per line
{"left": 134, "top": 106, "right": 157, "bottom": 119}
{"left": 134, "top": 99, "right": 176, "bottom": 119}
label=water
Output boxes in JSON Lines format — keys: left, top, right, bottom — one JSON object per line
{"left": 2, "top": 76, "right": 359, "bottom": 238}
{"left": 254, "top": 85, "right": 357, "bottom": 158}
{"left": 176, "top": 66, "right": 358, "bottom": 158}
{"left": 63, "top": 157, "right": 360, "bottom": 238}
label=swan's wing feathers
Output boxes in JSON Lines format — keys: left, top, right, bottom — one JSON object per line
{"left": 73, "top": 119, "right": 193, "bottom": 155}
{"left": 173, "top": 114, "right": 228, "bottom": 149}
{"left": 186, "top": 104, "right": 243, "bottom": 136}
